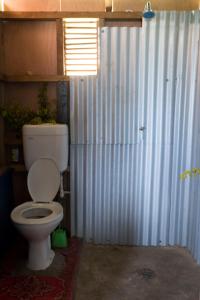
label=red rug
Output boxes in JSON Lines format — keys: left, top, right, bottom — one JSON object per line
{"left": 0, "top": 238, "right": 82, "bottom": 300}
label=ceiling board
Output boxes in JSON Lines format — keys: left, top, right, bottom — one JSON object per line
{"left": 113, "top": 0, "right": 199, "bottom": 11}
{"left": 4, "top": 0, "right": 60, "bottom": 11}
{"left": 3, "top": 0, "right": 199, "bottom": 11}
{"left": 3, "top": 0, "right": 105, "bottom": 11}
{"left": 61, "top": 0, "right": 105, "bottom": 11}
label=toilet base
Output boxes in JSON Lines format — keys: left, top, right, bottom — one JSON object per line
{"left": 27, "top": 236, "right": 55, "bottom": 270}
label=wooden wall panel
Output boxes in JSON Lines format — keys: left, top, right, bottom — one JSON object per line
{"left": 4, "top": 83, "right": 57, "bottom": 110}
{"left": 0, "top": 23, "right": 5, "bottom": 166}
{"left": 4, "top": 0, "right": 60, "bottom": 12}
{"left": 0, "top": 22, "right": 3, "bottom": 74}
{"left": 0, "top": 83, "right": 5, "bottom": 166}
{"left": 61, "top": 0, "right": 105, "bottom": 11}
{"left": 3, "top": 0, "right": 200, "bottom": 11}
{"left": 4, "top": 0, "right": 105, "bottom": 11}
{"left": 113, "top": 0, "right": 199, "bottom": 11}
{"left": 3, "top": 21, "right": 57, "bottom": 75}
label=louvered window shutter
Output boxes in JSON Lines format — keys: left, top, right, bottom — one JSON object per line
{"left": 63, "top": 18, "right": 98, "bottom": 76}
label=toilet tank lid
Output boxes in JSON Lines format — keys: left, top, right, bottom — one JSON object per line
{"left": 23, "top": 124, "right": 68, "bottom": 136}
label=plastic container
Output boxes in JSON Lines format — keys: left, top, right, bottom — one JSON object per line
{"left": 51, "top": 228, "right": 68, "bottom": 248}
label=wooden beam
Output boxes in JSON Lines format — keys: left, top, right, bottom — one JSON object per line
{"left": 101, "top": 18, "right": 142, "bottom": 27}
{"left": 56, "top": 19, "right": 64, "bottom": 75}
{"left": 3, "top": 75, "right": 69, "bottom": 82}
{"left": 0, "top": 11, "right": 142, "bottom": 21}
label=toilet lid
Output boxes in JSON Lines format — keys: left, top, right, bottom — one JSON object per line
{"left": 27, "top": 158, "right": 60, "bottom": 203}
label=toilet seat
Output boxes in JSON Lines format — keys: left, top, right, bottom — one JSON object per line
{"left": 11, "top": 158, "right": 63, "bottom": 225}
{"left": 28, "top": 158, "right": 60, "bottom": 203}
{"left": 11, "top": 201, "right": 63, "bottom": 225}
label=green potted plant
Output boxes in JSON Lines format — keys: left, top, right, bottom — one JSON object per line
{"left": 30, "top": 83, "right": 56, "bottom": 125}
{"left": 0, "top": 104, "right": 36, "bottom": 136}
{"left": 0, "top": 83, "right": 56, "bottom": 134}
{"left": 0, "top": 83, "right": 56, "bottom": 163}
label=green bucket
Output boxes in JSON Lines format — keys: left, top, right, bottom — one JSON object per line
{"left": 51, "top": 228, "right": 68, "bottom": 248}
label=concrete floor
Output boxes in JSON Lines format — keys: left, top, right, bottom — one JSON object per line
{"left": 75, "top": 244, "right": 200, "bottom": 300}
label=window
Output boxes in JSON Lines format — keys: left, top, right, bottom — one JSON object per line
{"left": 63, "top": 18, "right": 98, "bottom": 76}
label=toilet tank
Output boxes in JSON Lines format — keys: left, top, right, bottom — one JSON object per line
{"left": 23, "top": 124, "right": 68, "bottom": 172}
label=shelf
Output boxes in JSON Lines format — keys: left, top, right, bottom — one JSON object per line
{"left": 3, "top": 75, "right": 69, "bottom": 83}
{"left": 0, "top": 11, "right": 142, "bottom": 21}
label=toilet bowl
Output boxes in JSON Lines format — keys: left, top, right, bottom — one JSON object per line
{"left": 11, "top": 158, "right": 63, "bottom": 270}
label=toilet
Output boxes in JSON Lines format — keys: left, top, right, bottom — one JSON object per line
{"left": 11, "top": 124, "right": 68, "bottom": 271}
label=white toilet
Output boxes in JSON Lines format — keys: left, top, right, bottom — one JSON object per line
{"left": 11, "top": 124, "right": 68, "bottom": 271}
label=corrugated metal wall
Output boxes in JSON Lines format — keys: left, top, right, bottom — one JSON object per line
{"left": 70, "top": 12, "right": 200, "bottom": 262}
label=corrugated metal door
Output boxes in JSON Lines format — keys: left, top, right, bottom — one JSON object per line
{"left": 70, "top": 12, "right": 200, "bottom": 262}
